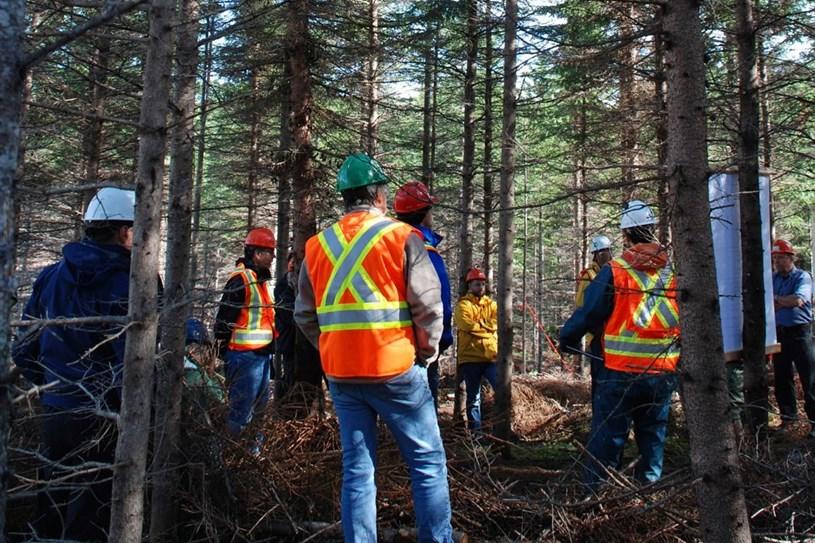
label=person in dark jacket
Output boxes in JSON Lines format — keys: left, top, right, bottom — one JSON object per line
{"left": 214, "top": 227, "right": 276, "bottom": 451}
{"left": 273, "top": 252, "right": 297, "bottom": 398}
{"left": 394, "top": 181, "right": 454, "bottom": 410}
{"left": 12, "top": 187, "right": 135, "bottom": 542}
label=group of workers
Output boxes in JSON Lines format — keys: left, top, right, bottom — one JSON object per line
{"left": 10, "top": 152, "right": 815, "bottom": 542}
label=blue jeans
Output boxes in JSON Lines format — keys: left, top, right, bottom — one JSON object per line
{"left": 328, "top": 365, "right": 453, "bottom": 543}
{"left": 225, "top": 349, "right": 271, "bottom": 435}
{"left": 585, "top": 366, "right": 677, "bottom": 490}
{"left": 460, "top": 362, "right": 497, "bottom": 431}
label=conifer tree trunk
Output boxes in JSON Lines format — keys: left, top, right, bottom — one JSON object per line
{"left": 664, "top": 2, "right": 751, "bottom": 541}
{"left": 421, "top": 5, "right": 436, "bottom": 188}
{"left": 14, "top": 9, "right": 39, "bottom": 265}
{"left": 495, "top": 0, "right": 517, "bottom": 449}
{"left": 288, "top": 0, "right": 322, "bottom": 411}
{"left": 247, "top": 60, "right": 261, "bottom": 229}
{"left": 149, "top": 0, "right": 199, "bottom": 538}
{"left": 459, "top": 0, "right": 478, "bottom": 294}
{"left": 363, "top": 0, "right": 379, "bottom": 155}
{"left": 482, "top": 0, "right": 494, "bottom": 283}
{"left": 76, "top": 35, "right": 112, "bottom": 237}
{"left": 736, "top": 0, "right": 768, "bottom": 437}
{"left": 275, "top": 57, "right": 293, "bottom": 279}
{"left": 190, "top": 15, "right": 213, "bottom": 293}
{"left": 757, "top": 30, "right": 772, "bottom": 168}
{"left": 618, "top": 1, "right": 638, "bottom": 197}
{"left": 108, "top": 0, "right": 176, "bottom": 540}
{"left": 572, "top": 105, "right": 587, "bottom": 281}
{"left": 653, "top": 7, "right": 670, "bottom": 246}
{"left": 0, "top": 2, "right": 26, "bottom": 535}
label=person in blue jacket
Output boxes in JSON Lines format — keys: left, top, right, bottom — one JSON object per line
{"left": 394, "top": 181, "right": 453, "bottom": 409}
{"left": 12, "top": 187, "right": 135, "bottom": 542}
{"left": 771, "top": 239, "right": 815, "bottom": 437}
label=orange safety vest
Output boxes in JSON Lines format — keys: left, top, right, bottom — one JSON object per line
{"left": 603, "top": 258, "right": 680, "bottom": 373}
{"left": 226, "top": 264, "right": 276, "bottom": 351}
{"left": 304, "top": 210, "right": 416, "bottom": 379}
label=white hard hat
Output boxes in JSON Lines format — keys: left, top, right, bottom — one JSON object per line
{"left": 84, "top": 187, "right": 136, "bottom": 223}
{"left": 620, "top": 200, "right": 656, "bottom": 229}
{"left": 591, "top": 235, "right": 612, "bottom": 252}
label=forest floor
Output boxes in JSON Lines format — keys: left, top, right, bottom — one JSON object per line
{"left": 7, "top": 366, "right": 815, "bottom": 542}
{"left": 193, "top": 367, "right": 815, "bottom": 542}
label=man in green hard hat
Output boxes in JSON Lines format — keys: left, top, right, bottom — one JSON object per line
{"left": 295, "top": 153, "right": 454, "bottom": 541}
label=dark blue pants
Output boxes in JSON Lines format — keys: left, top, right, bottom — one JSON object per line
{"left": 460, "top": 362, "right": 498, "bottom": 431}
{"left": 35, "top": 407, "right": 116, "bottom": 542}
{"left": 427, "top": 360, "right": 440, "bottom": 411}
{"left": 774, "top": 324, "right": 815, "bottom": 425}
{"left": 585, "top": 366, "right": 677, "bottom": 490}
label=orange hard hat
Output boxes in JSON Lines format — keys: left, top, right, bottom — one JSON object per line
{"left": 245, "top": 227, "right": 276, "bottom": 250}
{"left": 771, "top": 239, "right": 795, "bottom": 256}
{"left": 465, "top": 268, "right": 487, "bottom": 283}
{"left": 393, "top": 181, "right": 440, "bottom": 214}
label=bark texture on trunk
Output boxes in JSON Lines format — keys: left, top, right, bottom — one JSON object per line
{"left": 190, "top": 15, "right": 213, "bottom": 293}
{"left": 108, "top": 0, "right": 176, "bottom": 540}
{"left": 77, "top": 35, "right": 112, "bottom": 237}
{"left": 0, "top": 1, "right": 26, "bottom": 535}
{"left": 149, "top": 0, "right": 199, "bottom": 538}
{"left": 421, "top": 7, "right": 435, "bottom": 188}
{"left": 363, "top": 0, "right": 379, "bottom": 155}
{"left": 618, "top": 1, "right": 638, "bottom": 197}
{"left": 247, "top": 61, "right": 260, "bottom": 229}
{"left": 653, "top": 7, "right": 670, "bottom": 246}
{"left": 495, "top": 0, "right": 517, "bottom": 449}
{"left": 458, "top": 0, "right": 478, "bottom": 295}
{"left": 287, "top": 0, "right": 322, "bottom": 411}
{"left": 664, "top": 2, "right": 752, "bottom": 541}
{"left": 736, "top": 0, "right": 768, "bottom": 436}
{"left": 275, "top": 56, "right": 293, "bottom": 280}
{"left": 482, "top": 0, "right": 494, "bottom": 284}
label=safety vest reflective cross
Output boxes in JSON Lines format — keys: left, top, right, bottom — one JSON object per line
{"left": 304, "top": 211, "right": 417, "bottom": 379}
{"left": 315, "top": 218, "right": 412, "bottom": 331}
{"left": 604, "top": 258, "right": 680, "bottom": 373}
{"left": 227, "top": 265, "right": 276, "bottom": 351}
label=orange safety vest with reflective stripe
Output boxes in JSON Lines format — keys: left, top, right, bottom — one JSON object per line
{"left": 304, "top": 210, "right": 416, "bottom": 379}
{"left": 603, "top": 258, "right": 680, "bottom": 373}
{"left": 226, "top": 264, "right": 276, "bottom": 351}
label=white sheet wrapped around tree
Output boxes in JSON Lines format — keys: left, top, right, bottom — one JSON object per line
{"left": 708, "top": 171, "right": 779, "bottom": 360}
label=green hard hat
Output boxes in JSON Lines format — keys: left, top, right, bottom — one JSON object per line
{"left": 336, "top": 153, "right": 389, "bottom": 192}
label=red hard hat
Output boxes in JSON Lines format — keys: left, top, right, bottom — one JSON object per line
{"left": 465, "top": 268, "right": 487, "bottom": 282}
{"left": 393, "top": 181, "right": 440, "bottom": 214}
{"left": 771, "top": 239, "right": 795, "bottom": 256}
{"left": 245, "top": 227, "right": 276, "bottom": 249}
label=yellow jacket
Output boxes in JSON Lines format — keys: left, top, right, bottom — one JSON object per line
{"left": 575, "top": 261, "right": 601, "bottom": 346}
{"left": 575, "top": 261, "right": 601, "bottom": 308}
{"left": 454, "top": 293, "right": 498, "bottom": 364}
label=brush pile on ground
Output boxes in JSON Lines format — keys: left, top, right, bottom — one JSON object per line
{"left": 6, "top": 370, "right": 815, "bottom": 541}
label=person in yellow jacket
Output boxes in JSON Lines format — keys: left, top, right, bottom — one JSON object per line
{"left": 294, "top": 153, "right": 453, "bottom": 543}
{"left": 454, "top": 268, "right": 499, "bottom": 432}
{"left": 574, "top": 235, "right": 613, "bottom": 392}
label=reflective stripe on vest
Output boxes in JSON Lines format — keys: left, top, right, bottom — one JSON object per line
{"left": 315, "top": 218, "right": 408, "bottom": 332}
{"left": 604, "top": 258, "right": 680, "bottom": 373}
{"left": 228, "top": 268, "right": 275, "bottom": 350}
